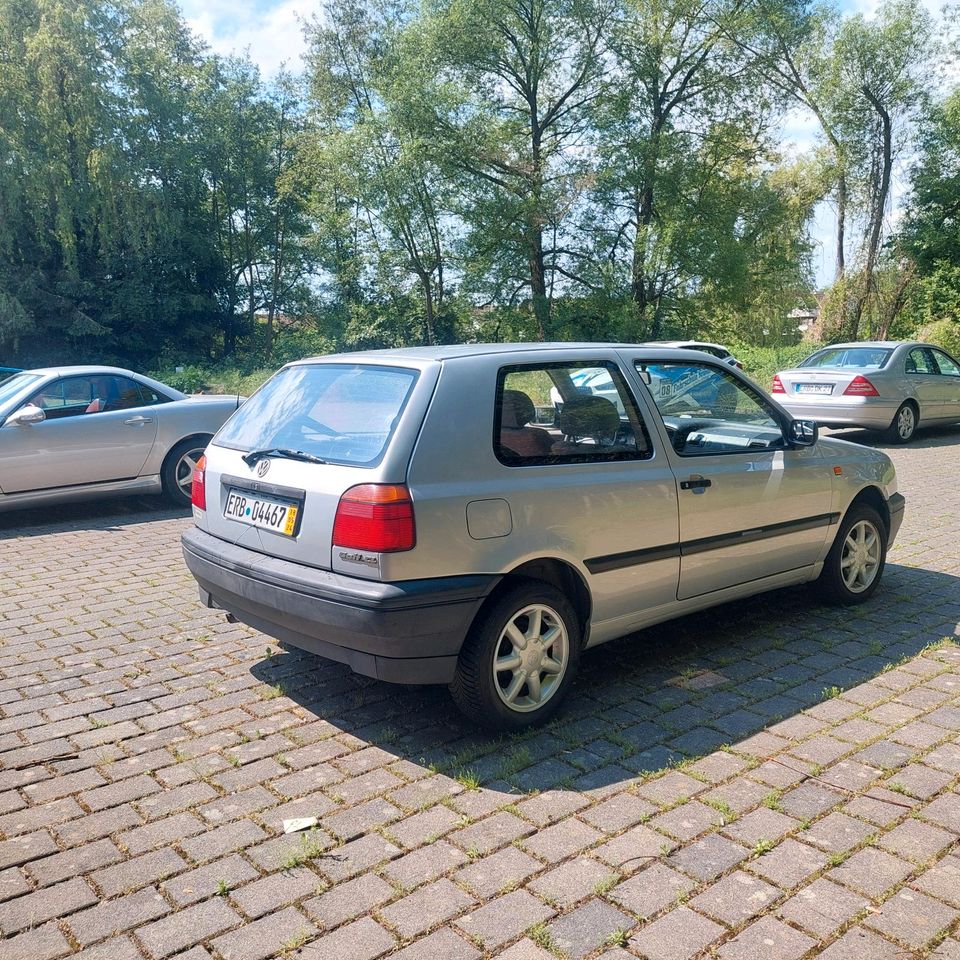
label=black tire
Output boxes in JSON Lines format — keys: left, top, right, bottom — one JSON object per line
{"left": 814, "top": 503, "right": 887, "bottom": 605}
{"left": 886, "top": 401, "right": 918, "bottom": 444}
{"left": 450, "top": 580, "right": 581, "bottom": 731}
{"left": 161, "top": 437, "right": 211, "bottom": 507}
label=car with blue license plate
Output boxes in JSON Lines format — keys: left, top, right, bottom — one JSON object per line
{"left": 773, "top": 341, "right": 960, "bottom": 443}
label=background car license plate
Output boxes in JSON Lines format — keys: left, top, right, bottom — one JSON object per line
{"left": 224, "top": 491, "right": 298, "bottom": 536}
{"left": 796, "top": 383, "right": 833, "bottom": 395}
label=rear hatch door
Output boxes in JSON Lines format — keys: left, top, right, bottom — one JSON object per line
{"left": 200, "top": 359, "right": 438, "bottom": 571}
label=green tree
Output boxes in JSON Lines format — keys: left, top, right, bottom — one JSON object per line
{"left": 897, "top": 89, "right": 960, "bottom": 333}
{"left": 730, "top": 2, "right": 849, "bottom": 281}
{"left": 258, "top": 71, "right": 316, "bottom": 361}
{"left": 405, "top": 0, "right": 613, "bottom": 339}
{"left": 0, "top": 0, "right": 225, "bottom": 363}
{"left": 825, "top": 0, "right": 935, "bottom": 339}
{"left": 302, "top": 0, "right": 453, "bottom": 346}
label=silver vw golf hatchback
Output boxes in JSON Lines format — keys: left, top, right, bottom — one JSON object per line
{"left": 182, "top": 345, "right": 905, "bottom": 729}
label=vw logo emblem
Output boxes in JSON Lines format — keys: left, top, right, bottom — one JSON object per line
{"left": 256, "top": 459, "right": 270, "bottom": 478}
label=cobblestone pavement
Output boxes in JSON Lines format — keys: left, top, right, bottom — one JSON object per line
{"left": 1, "top": 426, "right": 959, "bottom": 960}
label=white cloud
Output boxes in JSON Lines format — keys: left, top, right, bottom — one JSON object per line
{"left": 178, "top": 0, "right": 322, "bottom": 77}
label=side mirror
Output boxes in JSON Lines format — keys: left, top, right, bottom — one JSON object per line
{"left": 6, "top": 404, "right": 45, "bottom": 426}
{"left": 637, "top": 369, "right": 652, "bottom": 385}
{"left": 788, "top": 419, "right": 818, "bottom": 447}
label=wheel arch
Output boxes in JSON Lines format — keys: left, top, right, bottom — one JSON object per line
{"left": 896, "top": 396, "right": 920, "bottom": 422}
{"left": 160, "top": 433, "right": 214, "bottom": 489}
{"left": 478, "top": 557, "right": 593, "bottom": 644}
{"left": 847, "top": 484, "right": 890, "bottom": 535}
{"left": 161, "top": 432, "right": 214, "bottom": 466}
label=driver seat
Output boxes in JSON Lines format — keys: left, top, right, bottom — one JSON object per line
{"left": 552, "top": 395, "right": 626, "bottom": 454}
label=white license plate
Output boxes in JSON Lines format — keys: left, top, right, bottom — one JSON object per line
{"left": 796, "top": 383, "right": 834, "bottom": 395}
{"left": 224, "top": 490, "right": 299, "bottom": 536}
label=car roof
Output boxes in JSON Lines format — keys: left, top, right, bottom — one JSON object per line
{"left": 809, "top": 341, "right": 917, "bottom": 350}
{"left": 17, "top": 365, "right": 186, "bottom": 399}
{"left": 24, "top": 365, "right": 143, "bottom": 378}
{"left": 290, "top": 342, "right": 727, "bottom": 364}
{"left": 647, "top": 340, "right": 727, "bottom": 350}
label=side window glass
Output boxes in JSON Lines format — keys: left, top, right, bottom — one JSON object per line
{"left": 27, "top": 376, "right": 153, "bottom": 417}
{"left": 932, "top": 351, "right": 960, "bottom": 376}
{"left": 108, "top": 377, "right": 146, "bottom": 411}
{"left": 81, "top": 375, "right": 144, "bottom": 413}
{"left": 30, "top": 378, "right": 96, "bottom": 419}
{"left": 494, "top": 362, "right": 653, "bottom": 466}
{"left": 636, "top": 361, "right": 784, "bottom": 456}
{"left": 138, "top": 383, "right": 169, "bottom": 405}
{"left": 906, "top": 349, "right": 935, "bottom": 374}
{"left": 31, "top": 381, "right": 66, "bottom": 411}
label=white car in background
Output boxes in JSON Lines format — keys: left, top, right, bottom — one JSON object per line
{"left": 647, "top": 341, "right": 744, "bottom": 369}
{"left": 0, "top": 366, "right": 241, "bottom": 511}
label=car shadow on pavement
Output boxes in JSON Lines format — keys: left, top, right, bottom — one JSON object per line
{"left": 0, "top": 497, "right": 188, "bottom": 540}
{"left": 250, "top": 560, "right": 959, "bottom": 799}
{"left": 823, "top": 422, "right": 960, "bottom": 449}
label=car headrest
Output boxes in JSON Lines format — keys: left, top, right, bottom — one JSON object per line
{"left": 905, "top": 358, "right": 917, "bottom": 373}
{"left": 559, "top": 394, "right": 619, "bottom": 439}
{"left": 501, "top": 389, "right": 536, "bottom": 429}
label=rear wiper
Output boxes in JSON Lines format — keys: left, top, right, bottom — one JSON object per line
{"left": 242, "top": 448, "right": 327, "bottom": 467}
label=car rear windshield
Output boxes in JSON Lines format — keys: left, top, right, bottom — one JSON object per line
{"left": 214, "top": 363, "right": 419, "bottom": 466}
{"left": 799, "top": 348, "right": 892, "bottom": 370}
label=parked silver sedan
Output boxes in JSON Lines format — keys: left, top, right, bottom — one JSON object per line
{"left": 774, "top": 341, "right": 960, "bottom": 443}
{"left": 0, "top": 366, "right": 241, "bottom": 512}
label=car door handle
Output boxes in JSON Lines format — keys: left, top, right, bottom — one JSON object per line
{"left": 124, "top": 416, "right": 153, "bottom": 425}
{"left": 680, "top": 476, "right": 712, "bottom": 491}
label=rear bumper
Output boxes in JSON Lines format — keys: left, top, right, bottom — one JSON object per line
{"left": 781, "top": 398, "right": 899, "bottom": 430}
{"left": 887, "top": 492, "right": 906, "bottom": 545}
{"left": 181, "top": 527, "right": 499, "bottom": 684}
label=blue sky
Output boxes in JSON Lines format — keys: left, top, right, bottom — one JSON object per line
{"left": 176, "top": 0, "right": 954, "bottom": 289}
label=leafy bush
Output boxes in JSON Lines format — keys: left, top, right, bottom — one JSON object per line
{"left": 729, "top": 342, "right": 815, "bottom": 390}
{"left": 270, "top": 329, "right": 336, "bottom": 366}
{"left": 150, "top": 364, "right": 276, "bottom": 397}
{"left": 154, "top": 365, "right": 209, "bottom": 393}
{"left": 916, "top": 319, "right": 960, "bottom": 357}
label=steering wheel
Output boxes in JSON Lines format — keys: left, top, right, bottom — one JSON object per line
{"left": 670, "top": 421, "right": 708, "bottom": 451}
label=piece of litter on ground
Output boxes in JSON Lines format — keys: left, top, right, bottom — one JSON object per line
{"left": 283, "top": 817, "right": 318, "bottom": 834}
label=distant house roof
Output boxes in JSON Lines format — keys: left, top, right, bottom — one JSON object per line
{"left": 790, "top": 303, "right": 822, "bottom": 340}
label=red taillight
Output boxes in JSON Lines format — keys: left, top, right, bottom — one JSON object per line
{"left": 843, "top": 375, "right": 879, "bottom": 397}
{"left": 333, "top": 484, "right": 415, "bottom": 553}
{"left": 191, "top": 455, "right": 206, "bottom": 510}
{"left": 771, "top": 374, "right": 785, "bottom": 394}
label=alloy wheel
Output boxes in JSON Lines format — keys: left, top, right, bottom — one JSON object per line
{"left": 492, "top": 604, "right": 569, "bottom": 712}
{"left": 840, "top": 519, "right": 882, "bottom": 593}
{"left": 897, "top": 405, "right": 915, "bottom": 440}
{"left": 175, "top": 447, "right": 206, "bottom": 497}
